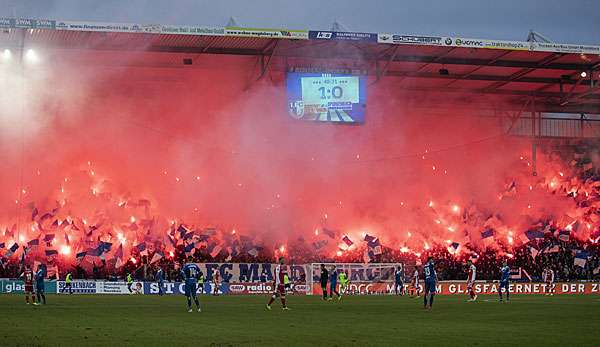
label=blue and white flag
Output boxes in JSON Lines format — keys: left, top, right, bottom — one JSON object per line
{"left": 574, "top": 250, "right": 588, "bottom": 268}
{"left": 525, "top": 230, "right": 545, "bottom": 241}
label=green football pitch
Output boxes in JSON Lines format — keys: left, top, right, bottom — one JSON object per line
{"left": 1, "top": 294, "right": 599, "bottom": 346}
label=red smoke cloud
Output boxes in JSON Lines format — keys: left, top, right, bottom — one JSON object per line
{"left": 0, "top": 51, "right": 596, "bottom": 265}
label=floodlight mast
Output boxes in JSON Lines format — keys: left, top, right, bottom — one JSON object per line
{"left": 526, "top": 30, "right": 554, "bottom": 43}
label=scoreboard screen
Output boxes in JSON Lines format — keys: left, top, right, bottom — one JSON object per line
{"left": 287, "top": 72, "right": 366, "bottom": 123}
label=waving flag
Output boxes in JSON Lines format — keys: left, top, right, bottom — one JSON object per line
{"left": 248, "top": 248, "right": 259, "bottom": 257}
{"left": 364, "top": 234, "right": 377, "bottom": 243}
{"left": 367, "top": 238, "right": 380, "bottom": 248}
{"left": 178, "top": 225, "right": 190, "bottom": 239}
{"left": 574, "top": 250, "right": 588, "bottom": 268}
{"left": 45, "top": 249, "right": 58, "bottom": 261}
{"left": 529, "top": 246, "right": 539, "bottom": 259}
{"left": 86, "top": 246, "right": 101, "bottom": 257}
{"left": 184, "top": 243, "right": 195, "bottom": 256}
{"left": 134, "top": 242, "right": 146, "bottom": 253}
{"left": 76, "top": 251, "right": 87, "bottom": 260}
{"left": 98, "top": 242, "right": 112, "bottom": 255}
{"left": 150, "top": 251, "right": 164, "bottom": 264}
{"left": 481, "top": 229, "right": 494, "bottom": 245}
{"left": 210, "top": 245, "right": 222, "bottom": 258}
{"left": 525, "top": 230, "right": 545, "bottom": 241}
{"left": 5, "top": 243, "right": 19, "bottom": 257}
{"left": 448, "top": 242, "right": 460, "bottom": 254}
{"left": 342, "top": 235, "right": 354, "bottom": 247}
{"left": 27, "top": 239, "right": 40, "bottom": 250}
{"left": 372, "top": 245, "right": 383, "bottom": 255}
{"left": 558, "top": 230, "right": 570, "bottom": 242}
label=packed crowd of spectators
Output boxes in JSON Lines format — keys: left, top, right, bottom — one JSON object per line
{"left": 1, "top": 139, "right": 600, "bottom": 283}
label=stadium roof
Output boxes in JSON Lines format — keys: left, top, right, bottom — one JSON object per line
{"left": 1, "top": 18, "right": 599, "bottom": 114}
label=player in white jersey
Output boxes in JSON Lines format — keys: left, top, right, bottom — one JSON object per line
{"left": 543, "top": 267, "right": 555, "bottom": 296}
{"left": 411, "top": 267, "right": 421, "bottom": 298}
{"left": 467, "top": 260, "right": 477, "bottom": 301}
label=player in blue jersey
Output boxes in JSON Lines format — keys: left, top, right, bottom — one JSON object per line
{"left": 394, "top": 265, "right": 404, "bottom": 296}
{"left": 499, "top": 260, "right": 510, "bottom": 302}
{"left": 328, "top": 265, "right": 341, "bottom": 301}
{"left": 181, "top": 257, "right": 202, "bottom": 312}
{"left": 423, "top": 257, "right": 437, "bottom": 309}
{"left": 34, "top": 264, "right": 46, "bottom": 305}
{"left": 156, "top": 267, "right": 165, "bottom": 296}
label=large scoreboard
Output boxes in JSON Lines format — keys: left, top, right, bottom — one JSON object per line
{"left": 287, "top": 71, "right": 367, "bottom": 124}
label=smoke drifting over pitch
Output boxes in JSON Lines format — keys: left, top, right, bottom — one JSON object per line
{"left": 0, "top": 49, "right": 593, "bottom": 262}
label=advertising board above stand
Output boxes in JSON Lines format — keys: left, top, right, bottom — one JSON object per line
{"left": 1, "top": 17, "right": 599, "bottom": 55}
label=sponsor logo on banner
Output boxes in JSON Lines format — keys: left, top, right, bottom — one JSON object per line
{"left": 455, "top": 38, "right": 485, "bottom": 47}
{"left": 315, "top": 31, "right": 333, "bottom": 39}
{"left": 57, "top": 21, "right": 143, "bottom": 33}
{"left": 225, "top": 27, "right": 307, "bottom": 39}
{"left": 57, "top": 280, "right": 97, "bottom": 294}
{"left": 311, "top": 281, "right": 600, "bottom": 295}
{"left": 377, "top": 34, "right": 392, "bottom": 43}
{"left": 15, "top": 18, "right": 34, "bottom": 28}
{"left": 451, "top": 37, "right": 529, "bottom": 51}
{"left": 1, "top": 280, "right": 25, "bottom": 293}
{"left": 34, "top": 19, "right": 56, "bottom": 29}
{"left": 143, "top": 281, "right": 229, "bottom": 295}
{"left": 0, "top": 18, "right": 14, "bottom": 28}
{"left": 309, "top": 31, "right": 378, "bottom": 42}
{"left": 387, "top": 35, "right": 444, "bottom": 45}
{"left": 227, "top": 282, "right": 307, "bottom": 295}
{"left": 0, "top": 280, "right": 57, "bottom": 294}
{"left": 531, "top": 42, "right": 600, "bottom": 54}
{"left": 100, "top": 281, "right": 144, "bottom": 294}
{"left": 160, "top": 25, "right": 225, "bottom": 36}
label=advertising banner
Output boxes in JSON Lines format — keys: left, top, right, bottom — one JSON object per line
{"left": 225, "top": 27, "right": 307, "bottom": 39}
{"left": 377, "top": 34, "right": 444, "bottom": 45}
{"left": 56, "top": 280, "right": 97, "bottom": 294}
{"left": 311, "top": 281, "right": 600, "bottom": 295}
{"left": 224, "top": 282, "right": 307, "bottom": 295}
{"left": 143, "top": 281, "right": 229, "bottom": 295}
{"left": 142, "top": 281, "right": 307, "bottom": 295}
{"left": 443, "top": 37, "right": 530, "bottom": 51}
{"left": 308, "top": 31, "right": 378, "bottom": 42}
{"left": 531, "top": 42, "right": 600, "bottom": 54}
{"left": 98, "top": 281, "right": 144, "bottom": 294}
{"left": 56, "top": 280, "right": 145, "bottom": 294}
{"left": 0, "top": 280, "right": 57, "bottom": 294}
{"left": 159, "top": 25, "right": 225, "bottom": 36}
{"left": 0, "top": 18, "right": 56, "bottom": 29}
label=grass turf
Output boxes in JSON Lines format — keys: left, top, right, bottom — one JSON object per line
{"left": 0, "top": 294, "right": 599, "bottom": 346}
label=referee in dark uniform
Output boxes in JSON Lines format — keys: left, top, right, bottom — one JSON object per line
{"left": 320, "top": 264, "right": 329, "bottom": 300}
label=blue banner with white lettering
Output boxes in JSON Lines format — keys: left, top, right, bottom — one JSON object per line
{"left": 308, "top": 30, "right": 377, "bottom": 42}
{"left": 144, "top": 281, "right": 229, "bottom": 295}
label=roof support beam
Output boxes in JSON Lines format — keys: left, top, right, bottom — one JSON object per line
{"left": 482, "top": 53, "right": 564, "bottom": 92}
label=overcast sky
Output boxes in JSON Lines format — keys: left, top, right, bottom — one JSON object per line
{"left": 1, "top": 0, "right": 599, "bottom": 44}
